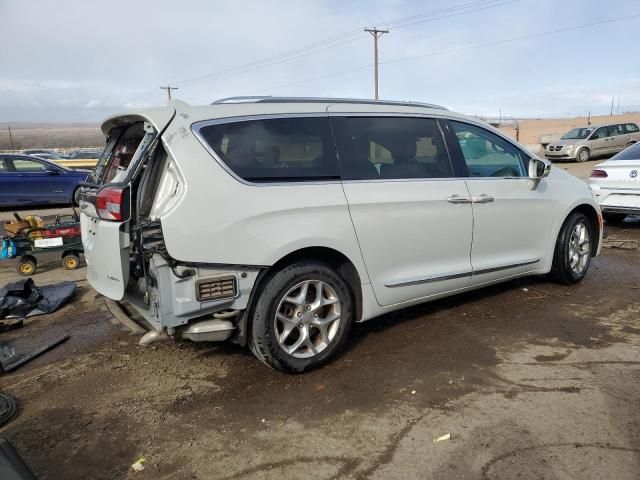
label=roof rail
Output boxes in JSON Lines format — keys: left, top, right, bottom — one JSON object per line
{"left": 211, "top": 96, "right": 447, "bottom": 110}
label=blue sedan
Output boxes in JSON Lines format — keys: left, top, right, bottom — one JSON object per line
{"left": 0, "top": 154, "right": 90, "bottom": 207}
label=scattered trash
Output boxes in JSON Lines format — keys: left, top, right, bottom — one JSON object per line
{"left": 411, "top": 390, "right": 416, "bottom": 395}
{"left": 131, "top": 458, "right": 146, "bottom": 472}
{"left": 448, "top": 379, "right": 454, "bottom": 385}
{"left": 0, "top": 392, "right": 17, "bottom": 427}
{"left": 0, "top": 278, "right": 77, "bottom": 321}
{"left": 522, "top": 288, "right": 529, "bottom": 292}
{"left": 433, "top": 433, "right": 451, "bottom": 444}
{"left": 261, "top": 418, "right": 266, "bottom": 423}
{"left": 0, "top": 334, "right": 70, "bottom": 373}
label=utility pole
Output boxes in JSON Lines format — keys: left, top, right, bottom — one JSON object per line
{"left": 7, "top": 125, "right": 15, "bottom": 153}
{"left": 610, "top": 96, "right": 614, "bottom": 116}
{"left": 160, "top": 85, "right": 178, "bottom": 100}
{"left": 364, "top": 27, "right": 389, "bottom": 100}
{"left": 616, "top": 96, "right": 620, "bottom": 115}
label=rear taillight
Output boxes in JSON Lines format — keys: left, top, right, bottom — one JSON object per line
{"left": 590, "top": 169, "right": 608, "bottom": 178}
{"left": 96, "top": 187, "right": 128, "bottom": 221}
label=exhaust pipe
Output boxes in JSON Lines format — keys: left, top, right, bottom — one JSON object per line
{"left": 139, "top": 330, "right": 170, "bottom": 347}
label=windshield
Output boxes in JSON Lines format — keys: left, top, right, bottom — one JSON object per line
{"left": 611, "top": 142, "right": 640, "bottom": 161}
{"left": 561, "top": 127, "right": 594, "bottom": 140}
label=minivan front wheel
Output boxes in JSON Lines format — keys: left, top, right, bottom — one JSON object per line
{"left": 550, "top": 212, "right": 593, "bottom": 284}
{"left": 576, "top": 148, "right": 590, "bottom": 163}
{"left": 249, "top": 261, "right": 353, "bottom": 372}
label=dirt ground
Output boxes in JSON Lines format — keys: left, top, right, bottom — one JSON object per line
{"left": 1, "top": 166, "right": 639, "bottom": 479}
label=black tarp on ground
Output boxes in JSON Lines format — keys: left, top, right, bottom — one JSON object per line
{"left": 0, "top": 279, "right": 76, "bottom": 319}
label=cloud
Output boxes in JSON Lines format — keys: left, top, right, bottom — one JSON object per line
{"left": 1, "top": 0, "right": 640, "bottom": 121}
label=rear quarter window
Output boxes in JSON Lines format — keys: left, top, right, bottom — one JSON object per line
{"left": 612, "top": 142, "right": 640, "bottom": 160}
{"left": 197, "top": 117, "right": 339, "bottom": 182}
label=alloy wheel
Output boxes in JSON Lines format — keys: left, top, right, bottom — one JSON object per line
{"left": 568, "top": 222, "right": 590, "bottom": 275}
{"left": 274, "top": 280, "right": 342, "bottom": 359}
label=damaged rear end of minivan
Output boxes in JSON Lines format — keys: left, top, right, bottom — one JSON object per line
{"left": 78, "top": 102, "right": 259, "bottom": 346}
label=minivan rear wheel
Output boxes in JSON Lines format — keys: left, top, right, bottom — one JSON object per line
{"left": 549, "top": 212, "right": 593, "bottom": 284}
{"left": 248, "top": 261, "right": 353, "bottom": 373}
{"left": 576, "top": 148, "right": 590, "bottom": 163}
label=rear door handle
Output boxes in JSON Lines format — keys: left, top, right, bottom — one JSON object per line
{"left": 471, "top": 194, "right": 495, "bottom": 204}
{"left": 446, "top": 195, "right": 472, "bottom": 204}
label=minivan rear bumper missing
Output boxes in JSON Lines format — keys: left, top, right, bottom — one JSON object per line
{"left": 125, "top": 253, "right": 261, "bottom": 339}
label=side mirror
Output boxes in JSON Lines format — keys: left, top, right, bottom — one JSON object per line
{"left": 529, "top": 158, "right": 551, "bottom": 179}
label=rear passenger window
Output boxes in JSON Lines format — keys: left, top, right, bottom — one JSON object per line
{"left": 332, "top": 117, "right": 453, "bottom": 180}
{"left": 450, "top": 121, "right": 528, "bottom": 177}
{"left": 12, "top": 158, "right": 48, "bottom": 172}
{"left": 198, "top": 117, "right": 339, "bottom": 182}
{"left": 609, "top": 124, "right": 624, "bottom": 136}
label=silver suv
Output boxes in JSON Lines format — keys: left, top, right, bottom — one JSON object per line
{"left": 546, "top": 122, "right": 640, "bottom": 162}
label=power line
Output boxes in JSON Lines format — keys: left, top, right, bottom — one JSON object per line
{"left": 255, "top": 14, "right": 640, "bottom": 94}
{"left": 380, "top": 13, "right": 640, "bottom": 66}
{"left": 125, "top": 0, "right": 518, "bottom": 102}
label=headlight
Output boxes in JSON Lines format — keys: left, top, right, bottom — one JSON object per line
{"left": 564, "top": 144, "right": 574, "bottom": 150}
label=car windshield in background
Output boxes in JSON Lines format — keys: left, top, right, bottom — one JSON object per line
{"left": 612, "top": 142, "right": 640, "bottom": 160}
{"left": 561, "top": 128, "right": 594, "bottom": 139}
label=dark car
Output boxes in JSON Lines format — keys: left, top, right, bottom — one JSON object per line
{"left": 66, "top": 149, "right": 102, "bottom": 159}
{"left": 0, "top": 154, "right": 90, "bottom": 207}
{"left": 22, "top": 149, "right": 66, "bottom": 160}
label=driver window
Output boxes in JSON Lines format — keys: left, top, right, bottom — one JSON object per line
{"left": 590, "top": 127, "right": 607, "bottom": 140}
{"left": 450, "top": 121, "right": 527, "bottom": 178}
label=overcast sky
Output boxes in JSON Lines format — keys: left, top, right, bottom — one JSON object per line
{"left": 1, "top": 0, "right": 639, "bottom": 122}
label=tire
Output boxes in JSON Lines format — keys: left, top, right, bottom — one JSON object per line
{"left": 549, "top": 212, "right": 593, "bottom": 285}
{"left": 603, "top": 212, "right": 627, "bottom": 225}
{"left": 576, "top": 147, "right": 590, "bottom": 163}
{"left": 17, "top": 256, "right": 37, "bottom": 276}
{"left": 62, "top": 252, "right": 80, "bottom": 270}
{"left": 626, "top": 142, "right": 636, "bottom": 149}
{"left": 248, "top": 261, "right": 354, "bottom": 373}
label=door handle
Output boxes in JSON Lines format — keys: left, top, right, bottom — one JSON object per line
{"left": 446, "top": 195, "right": 472, "bottom": 204}
{"left": 471, "top": 194, "right": 495, "bottom": 204}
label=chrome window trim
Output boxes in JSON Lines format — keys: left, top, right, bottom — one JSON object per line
{"left": 191, "top": 112, "right": 535, "bottom": 186}
{"left": 385, "top": 259, "right": 540, "bottom": 288}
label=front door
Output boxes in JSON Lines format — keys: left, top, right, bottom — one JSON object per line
{"left": 8, "top": 156, "right": 65, "bottom": 204}
{"left": 445, "top": 120, "right": 554, "bottom": 286}
{"left": 331, "top": 115, "right": 473, "bottom": 307}
{"left": 589, "top": 126, "right": 614, "bottom": 156}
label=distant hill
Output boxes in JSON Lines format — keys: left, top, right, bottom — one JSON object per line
{"left": 0, "top": 123, "right": 103, "bottom": 150}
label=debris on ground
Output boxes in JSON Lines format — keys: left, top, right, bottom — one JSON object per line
{"left": 0, "top": 334, "right": 70, "bottom": 373}
{"left": 0, "top": 278, "right": 76, "bottom": 321}
{"left": 131, "top": 458, "right": 146, "bottom": 472}
{"left": 433, "top": 433, "right": 451, "bottom": 444}
{"left": 0, "top": 393, "right": 17, "bottom": 427}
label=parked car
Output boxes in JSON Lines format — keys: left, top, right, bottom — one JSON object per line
{"left": 66, "top": 149, "right": 102, "bottom": 160}
{"left": 589, "top": 142, "right": 640, "bottom": 223}
{"left": 78, "top": 97, "right": 602, "bottom": 372}
{"left": 0, "top": 154, "right": 90, "bottom": 207}
{"left": 22, "top": 149, "right": 65, "bottom": 161}
{"left": 545, "top": 122, "right": 640, "bottom": 162}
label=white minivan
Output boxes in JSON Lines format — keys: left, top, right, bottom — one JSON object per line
{"left": 78, "top": 97, "right": 602, "bottom": 372}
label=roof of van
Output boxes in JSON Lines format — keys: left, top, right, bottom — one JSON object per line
{"left": 101, "top": 97, "right": 477, "bottom": 135}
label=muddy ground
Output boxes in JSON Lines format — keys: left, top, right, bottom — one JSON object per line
{"left": 1, "top": 215, "right": 639, "bottom": 479}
